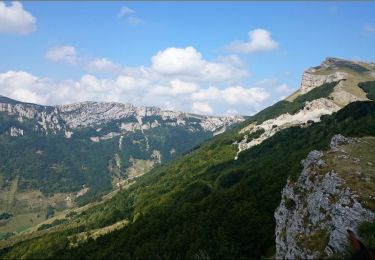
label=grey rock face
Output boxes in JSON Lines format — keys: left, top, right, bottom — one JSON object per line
{"left": 0, "top": 96, "right": 244, "bottom": 136}
{"left": 300, "top": 71, "right": 347, "bottom": 95}
{"left": 330, "top": 134, "right": 355, "bottom": 150}
{"left": 275, "top": 135, "right": 374, "bottom": 259}
{"left": 9, "top": 126, "right": 24, "bottom": 136}
{"left": 0, "top": 102, "right": 65, "bottom": 134}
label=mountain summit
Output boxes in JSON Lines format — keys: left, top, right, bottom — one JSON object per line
{"left": 234, "top": 57, "right": 375, "bottom": 158}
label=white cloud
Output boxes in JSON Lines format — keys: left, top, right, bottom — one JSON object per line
{"left": 118, "top": 6, "right": 143, "bottom": 25}
{"left": 0, "top": 2, "right": 36, "bottom": 35}
{"left": 45, "top": 45, "right": 78, "bottom": 65}
{"left": 152, "top": 46, "right": 204, "bottom": 75}
{"left": 45, "top": 45, "right": 248, "bottom": 84}
{"left": 116, "top": 75, "right": 149, "bottom": 90}
{"left": 227, "top": 28, "right": 278, "bottom": 54}
{"left": 221, "top": 86, "right": 269, "bottom": 105}
{"left": 170, "top": 79, "right": 199, "bottom": 95}
{"left": 192, "top": 102, "right": 213, "bottom": 114}
{"left": 147, "top": 80, "right": 198, "bottom": 97}
{"left": 363, "top": 24, "right": 375, "bottom": 35}
{"left": 0, "top": 70, "right": 271, "bottom": 116}
{"left": 216, "top": 55, "right": 246, "bottom": 68}
{"left": 6, "top": 44, "right": 275, "bottom": 115}
{"left": 86, "top": 58, "right": 121, "bottom": 73}
{"left": 0, "top": 71, "right": 48, "bottom": 104}
{"left": 151, "top": 46, "right": 248, "bottom": 82}
{"left": 191, "top": 87, "right": 220, "bottom": 101}
{"left": 118, "top": 6, "right": 135, "bottom": 18}
{"left": 45, "top": 45, "right": 122, "bottom": 74}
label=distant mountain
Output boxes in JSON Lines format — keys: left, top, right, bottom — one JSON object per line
{"left": 0, "top": 96, "right": 243, "bottom": 234}
{"left": 0, "top": 58, "right": 374, "bottom": 259}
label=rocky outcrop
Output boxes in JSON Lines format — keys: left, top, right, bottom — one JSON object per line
{"left": 9, "top": 127, "right": 24, "bottom": 137}
{"left": 0, "top": 96, "right": 244, "bottom": 137}
{"left": 275, "top": 135, "right": 375, "bottom": 259}
{"left": 58, "top": 101, "right": 243, "bottom": 132}
{"left": 235, "top": 57, "right": 375, "bottom": 158}
{"left": 0, "top": 102, "right": 64, "bottom": 134}
{"left": 235, "top": 98, "right": 340, "bottom": 159}
{"left": 300, "top": 71, "right": 347, "bottom": 95}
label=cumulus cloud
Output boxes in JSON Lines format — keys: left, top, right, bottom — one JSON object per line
{"left": 86, "top": 58, "right": 121, "bottom": 73}
{"left": 116, "top": 75, "right": 149, "bottom": 90}
{"left": 192, "top": 102, "right": 213, "bottom": 114}
{"left": 151, "top": 46, "right": 248, "bottom": 82}
{"left": 8, "top": 45, "right": 275, "bottom": 115}
{"left": 45, "top": 45, "right": 122, "bottom": 74}
{"left": 0, "top": 69, "right": 271, "bottom": 115}
{"left": 0, "top": 2, "right": 36, "bottom": 35}
{"left": 152, "top": 46, "right": 204, "bottom": 75}
{"left": 216, "top": 55, "right": 246, "bottom": 68}
{"left": 45, "top": 45, "right": 248, "bottom": 84}
{"left": 227, "top": 28, "right": 278, "bottom": 54}
{"left": 221, "top": 86, "right": 269, "bottom": 105}
{"left": 45, "top": 45, "right": 78, "bottom": 65}
{"left": 0, "top": 71, "right": 48, "bottom": 104}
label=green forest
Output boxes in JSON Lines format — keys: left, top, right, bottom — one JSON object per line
{"left": 1, "top": 100, "right": 374, "bottom": 259}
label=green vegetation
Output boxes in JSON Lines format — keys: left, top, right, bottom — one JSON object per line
{"left": 0, "top": 232, "right": 15, "bottom": 241}
{"left": 297, "top": 229, "right": 330, "bottom": 256}
{"left": 1, "top": 101, "right": 375, "bottom": 259}
{"left": 358, "top": 81, "right": 375, "bottom": 100}
{"left": 0, "top": 213, "right": 13, "bottom": 221}
{"left": 45, "top": 206, "right": 55, "bottom": 220}
{"left": 358, "top": 221, "right": 375, "bottom": 248}
{"left": 323, "top": 136, "right": 375, "bottom": 211}
{"left": 0, "top": 112, "right": 213, "bottom": 202}
{"left": 285, "top": 198, "right": 296, "bottom": 210}
{"left": 0, "top": 108, "right": 216, "bottom": 235}
{"left": 37, "top": 219, "right": 68, "bottom": 231}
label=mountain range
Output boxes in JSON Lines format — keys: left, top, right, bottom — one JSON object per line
{"left": 0, "top": 96, "right": 243, "bottom": 235}
{"left": 0, "top": 57, "right": 374, "bottom": 259}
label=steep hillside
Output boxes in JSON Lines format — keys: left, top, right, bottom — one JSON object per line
{"left": 275, "top": 135, "right": 375, "bottom": 258}
{"left": 235, "top": 57, "right": 375, "bottom": 158}
{"left": 0, "top": 97, "right": 243, "bottom": 236}
{"left": 0, "top": 58, "right": 374, "bottom": 259}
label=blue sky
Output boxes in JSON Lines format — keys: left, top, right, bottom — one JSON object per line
{"left": 0, "top": 1, "right": 374, "bottom": 115}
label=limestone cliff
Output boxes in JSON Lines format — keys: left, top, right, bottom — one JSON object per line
{"left": 0, "top": 96, "right": 244, "bottom": 137}
{"left": 275, "top": 135, "right": 375, "bottom": 259}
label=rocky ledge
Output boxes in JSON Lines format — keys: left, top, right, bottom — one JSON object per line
{"left": 275, "top": 135, "right": 375, "bottom": 259}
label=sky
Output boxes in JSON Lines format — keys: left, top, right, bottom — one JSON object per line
{"left": 0, "top": 1, "right": 374, "bottom": 116}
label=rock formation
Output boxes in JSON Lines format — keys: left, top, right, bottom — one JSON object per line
{"left": 275, "top": 135, "right": 375, "bottom": 259}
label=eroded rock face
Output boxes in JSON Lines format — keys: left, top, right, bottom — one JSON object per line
{"left": 0, "top": 102, "right": 64, "bottom": 134}
{"left": 300, "top": 71, "right": 347, "bottom": 95}
{"left": 274, "top": 135, "right": 375, "bottom": 259}
{"left": 0, "top": 96, "right": 244, "bottom": 137}
{"left": 235, "top": 98, "right": 340, "bottom": 159}
{"left": 9, "top": 126, "right": 24, "bottom": 136}
{"left": 235, "top": 57, "right": 375, "bottom": 158}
